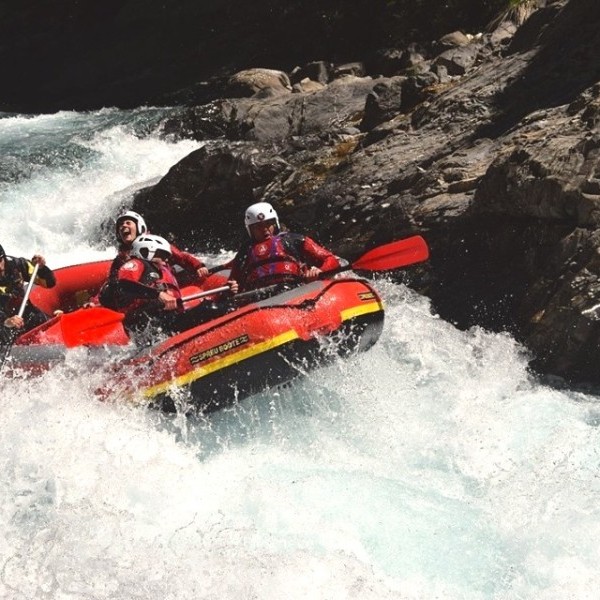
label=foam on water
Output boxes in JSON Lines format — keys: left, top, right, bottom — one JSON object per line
{"left": 3, "top": 285, "right": 600, "bottom": 599}
{"left": 0, "top": 108, "right": 200, "bottom": 265}
{"left": 1, "top": 110, "right": 600, "bottom": 599}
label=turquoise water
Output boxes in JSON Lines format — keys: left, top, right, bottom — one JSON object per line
{"left": 1, "top": 110, "right": 599, "bottom": 599}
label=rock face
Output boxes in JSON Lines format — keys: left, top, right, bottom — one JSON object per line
{"left": 0, "top": 0, "right": 509, "bottom": 113}
{"left": 135, "top": 0, "right": 600, "bottom": 386}
{"left": 226, "top": 69, "right": 292, "bottom": 98}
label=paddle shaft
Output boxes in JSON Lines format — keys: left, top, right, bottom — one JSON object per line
{"left": 18, "top": 263, "right": 40, "bottom": 318}
{"left": 181, "top": 285, "right": 232, "bottom": 304}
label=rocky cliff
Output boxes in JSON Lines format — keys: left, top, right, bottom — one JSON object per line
{"left": 4, "top": 0, "right": 600, "bottom": 386}
{"left": 132, "top": 0, "right": 600, "bottom": 386}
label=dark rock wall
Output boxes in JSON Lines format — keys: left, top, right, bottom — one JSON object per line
{"left": 132, "top": 0, "right": 600, "bottom": 386}
{"left": 5, "top": 0, "right": 600, "bottom": 386}
{"left": 1, "top": 0, "right": 505, "bottom": 113}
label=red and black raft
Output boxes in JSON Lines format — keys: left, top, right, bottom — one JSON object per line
{"left": 7, "top": 259, "right": 385, "bottom": 412}
{"left": 6, "top": 236, "right": 429, "bottom": 413}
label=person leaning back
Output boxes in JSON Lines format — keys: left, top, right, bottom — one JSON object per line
{"left": 112, "top": 234, "right": 183, "bottom": 341}
{"left": 93, "top": 210, "right": 209, "bottom": 309}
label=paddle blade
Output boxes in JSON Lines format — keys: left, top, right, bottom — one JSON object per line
{"left": 352, "top": 235, "right": 429, "bottom": 272}
{"left": 60, "top": 307, "right": 129, "bottom": 347}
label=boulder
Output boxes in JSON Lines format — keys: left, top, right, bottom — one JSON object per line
{"left": 226, "top": 68, "right": 292, "bottom": 98}
{"left": 133, "top": 141, "right": 290, "bottom": 249}
{"left": 432, "top": 43, "right": 481, "bottom": 76}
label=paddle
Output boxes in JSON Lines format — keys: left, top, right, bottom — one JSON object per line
{"left": 180, "top": 234, "right": 429, "bottom": 305}
{"left": 0, "top": 262, "right": 40, "bottom": 369}
{"left": 330, "top": 234, "right": 429, "bottom": 275}
{"left": 59, "top": 306, "right": 128, "bottom": 347}
{"left": 43, "top": 235, "right": 430, "bottom": 348}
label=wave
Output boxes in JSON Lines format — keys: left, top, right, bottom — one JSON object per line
{"left": 0, "top": 107, "right": 200, "bottom": 265}
{"left": 1, "top": 109, "right": 600, "bottom": 599}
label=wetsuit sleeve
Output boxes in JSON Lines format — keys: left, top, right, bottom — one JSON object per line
{"left": 227, "top": 249, "right": 248, "bottom": 285}
{"left": 31, "top": 263, "right": 56, "bottom": 288}
{"left": 0, "top": 311, "right": 13, "bottom": 344}
{"left": 118, "top": 280, "right": 161, "bottom": 300}
{"left": 13, "top": 257, "right": 55, "bottom": 289}
{"left": 170, "top": 243, "right": 204, "bottom": 271}
{"left": 300, "top": 237, "right": 341, "bottom": 272}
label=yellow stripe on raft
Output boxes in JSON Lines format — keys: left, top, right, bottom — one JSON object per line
{"left": 142, "top": 300, "right": 383, "bottom": 400}
{"left": 340, "top": 300, "right": 384, "bottom": 322}
{"left": 142, "top": 330, "right": 299, "bottom": 399}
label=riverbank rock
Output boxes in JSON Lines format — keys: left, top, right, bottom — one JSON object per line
{"left": 226, "top": 69, "right": 292, "bottom": 98}
{"left": 0, "top": 0, "right": 509, "bottom": 113}
{"left": 135, "top": 0, "right": 600, "bottom": 387}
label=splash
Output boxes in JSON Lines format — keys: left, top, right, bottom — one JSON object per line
{"left": 0, "top": 108, "right": 200, "bottom": 264}
{"left": 1, "top": 110, "right": 600, "bottom": 599}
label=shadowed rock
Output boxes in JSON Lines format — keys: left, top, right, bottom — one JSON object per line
{"left": 133, "top": 0, "right": 600, "bottom": 387}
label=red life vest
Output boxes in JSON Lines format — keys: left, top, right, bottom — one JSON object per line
{"left": 117, "top": 258, "right": 181, "bottom": 313}
{"left": 243, "top": 234, "right": 304, "bottom": 288}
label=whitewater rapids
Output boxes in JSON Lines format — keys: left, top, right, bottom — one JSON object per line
{"left": 1, "top": 109, "right": 599, "bottom": 599}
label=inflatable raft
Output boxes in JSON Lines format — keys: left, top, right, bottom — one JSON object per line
{"left": 6, "top": 235, "right": 429, "bottom": 412}
{"left": 8, "top": 259, "right": 385, "bottom": 412}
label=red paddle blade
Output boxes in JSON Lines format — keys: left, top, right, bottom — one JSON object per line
{"left": 60, "top": 307, "right": 129, "bottom": 348}
{"left": 352, "top": 235, "right": 429, "bottom": 271}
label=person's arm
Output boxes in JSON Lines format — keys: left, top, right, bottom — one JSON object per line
{"left": 117, "top": 261, "right": 161, "bottom": 300}
{"left": 117, "top": 261, "right": 178, "bottom": 310}
{"left": 117, "top": 279, "right": 161, "bottom": 299}
{"left": 170, "top": 244, "right": 209, "bottom": 280}
{"left": 226, "top": 251, "right": 247, "bottom": 294}
{"left": 0, "top": 310, "right": 21, "bottom": 344}
{"left": 300, "top": 237, "right": 341, "bottom": 280}
{"left": 3, "top": 313, "right": 24, "bottom": 330}
{"left": 29, "top": 255, "right": 56, "bottom": 288}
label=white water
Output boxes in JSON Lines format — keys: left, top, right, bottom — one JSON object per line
{"left": 1, "top": 110, "right": 600, "bottom": 599}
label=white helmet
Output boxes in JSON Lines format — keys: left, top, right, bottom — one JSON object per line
{"left": 130, "top": 234, "right": 172, "bottom": 261}
{"left": 244, "top": 202, "right": 279, "bottom": 236}
{"left": 116, "top": 210, "right": 148, "bottom": 239}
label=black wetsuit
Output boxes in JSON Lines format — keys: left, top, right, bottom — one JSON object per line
{"left": 0, "top": 256, "right": 56, "bottom": 341}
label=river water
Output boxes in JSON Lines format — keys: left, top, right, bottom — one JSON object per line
{"left": 1, "top": 109, "right": 599, "bottom": 599}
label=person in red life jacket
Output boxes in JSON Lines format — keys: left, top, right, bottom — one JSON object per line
{"left": 227, "top": 202, "right": 341, "bottom": 294}
{"left": 92, "top": 210, "right": 209, "bottom": 309}
{"left": 0, "top": 243, "right": 56, "bottom": 340}
{"left": 112, "top": 234, "right": 184, "bottom": 341}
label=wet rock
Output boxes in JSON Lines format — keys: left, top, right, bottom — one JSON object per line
{"left": 490, "top": 21, "right": 518, "bottom": 49}
{"left": 432, "top": 43, "right": 481, "bottom": 76}
{"left": 359, "top": 77, "right": 406, "bottom": 132}
{"left": 135, "top": 0, "right": 600, "bottom": 388}
{"left": 290, "top": 61, "right": 332, "bottom": 86}
{"left": 133, "top": 141, "right": 290, "bottom": 250}
{"left": 226, "top": 68, "right": 292, "bottom": 98}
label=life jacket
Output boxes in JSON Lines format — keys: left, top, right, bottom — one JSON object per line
{"left": 239, "top": 233, "right": 305, "bottom": 289}
{"left": 96, "top": 251, "right": 131, "bottom": 309}
{"left": 116, "top": 258, "right": 181, "bottom": 313}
